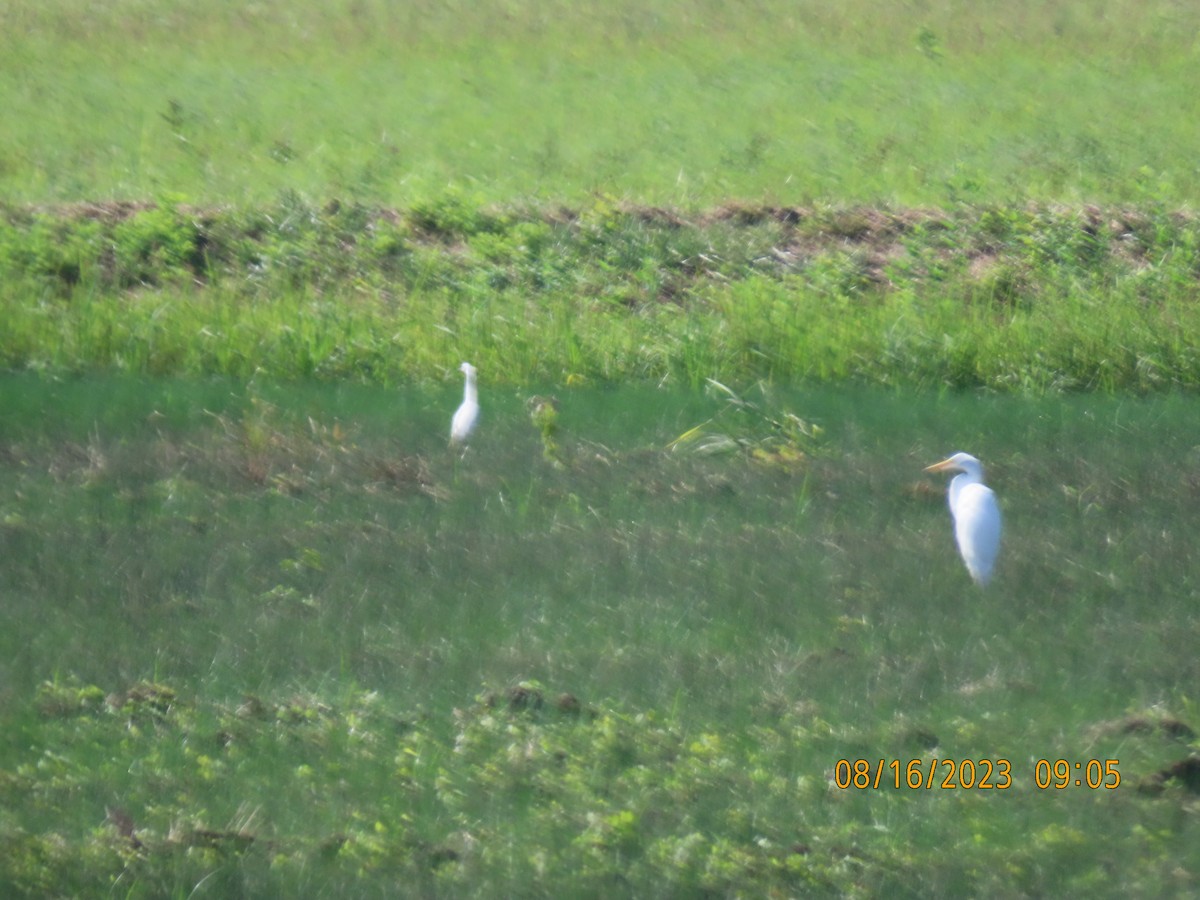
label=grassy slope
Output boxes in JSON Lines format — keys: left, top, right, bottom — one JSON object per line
{"left": 2, "top": 199, "right": 1200, "bottom": 391}
{"left": 2, "top": 0, "right": 1199, "bottom": 206}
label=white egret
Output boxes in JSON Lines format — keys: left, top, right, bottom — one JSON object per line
{"left": 450, "top": 362, "right": 479, "bottom": 446}
{"left": 924, "top": 452, "right": 1001, "bottom": 586}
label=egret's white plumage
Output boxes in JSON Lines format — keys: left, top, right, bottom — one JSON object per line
{"left": 450, "top": 362, "right": 479, "bottom": 446}
{"left": 925, "top": 452, "right": 1001, "bottom": 586}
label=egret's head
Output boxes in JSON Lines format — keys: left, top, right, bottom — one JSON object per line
{"left": 460, "top": 362, "right": 476, "bottom": 376}
{"left": 924, "top": 452, "right": 982, "bottom": 477}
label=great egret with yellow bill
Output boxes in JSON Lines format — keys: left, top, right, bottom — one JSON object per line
{"left": 925, "top": 452, "right": 1001, "bottom": 586}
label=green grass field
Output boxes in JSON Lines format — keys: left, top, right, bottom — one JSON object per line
{"left": 2, "top": 0, "right": 1200, "bottom": 895}
{"left": 2, "top": 377, "right": 1198, "bottom": 896}
{"left": 3, "top": 0, "right": 1200, "bottom": 206}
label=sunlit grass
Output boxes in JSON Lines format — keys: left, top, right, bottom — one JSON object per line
{"left": 1, "top": 375, "right": 1197, "bottom": 894}
{"left": 2, "top": 0, "right": 1198, "bottom": 205}
{"left": 2, "top": 200, "right": 1199, "bottom": 391}
{"left": 3, "top": 1, "right": 1196, "bottom": 891}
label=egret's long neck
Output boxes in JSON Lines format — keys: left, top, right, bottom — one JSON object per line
{"left": 463, "top": 371, "right": 477, "bottom": 405}
{"left": 948, "top": 469, "right": 980, "bottom": 511}
{"left": 948, "top": 473, "right": 964, "bottom": 512}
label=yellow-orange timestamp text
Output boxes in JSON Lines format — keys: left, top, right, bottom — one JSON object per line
{"left": 833, "top": 758, "right": 1121, "bottom": 790}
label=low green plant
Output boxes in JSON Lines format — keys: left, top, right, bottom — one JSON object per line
{"left": 527, "top": 395, "right": 565, "bottom": 468}
{"left": 668, "top": 378, "right": 821, "bottom": 467}
{"left": 109, "top": 198, "right": 205, "bottom": 286}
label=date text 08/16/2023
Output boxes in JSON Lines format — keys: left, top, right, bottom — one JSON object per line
{"left": 833, "top": 758, "right": 1121, "bottom": 791}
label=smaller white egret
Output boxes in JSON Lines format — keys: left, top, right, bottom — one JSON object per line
{"left": 925, "top": 452, "right": 1002, "bottom": 587}
{"left": 450, "top": 362, "right": 479, "bottom": 447}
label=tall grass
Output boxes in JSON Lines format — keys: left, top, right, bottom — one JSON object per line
{"left": 2, "top": 0, "right": 1198, "bottom": 205}
{"left": 2, "top": 200, "right": 1198, "bottom": 390}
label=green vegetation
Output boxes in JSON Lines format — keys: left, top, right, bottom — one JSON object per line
{"left": 1, "top": 377, "right": 1198, "bottom": 896}
{"left": 2, "top": 0, "right": 1199, "bottom": 894}
{"left": 2, "top": 198, "right": 1200, "bottom": 390}
{"left": 2, "top": 0, "right": 1199, "bottom": 206}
